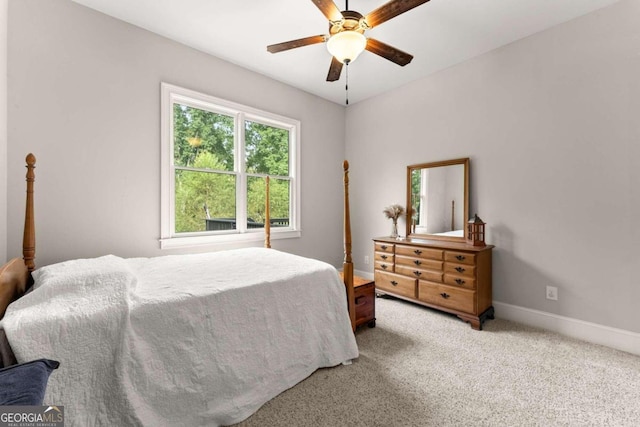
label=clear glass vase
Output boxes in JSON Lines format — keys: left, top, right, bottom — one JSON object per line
{"left": 390, "top": 221, "right": 398, "bottom": 238}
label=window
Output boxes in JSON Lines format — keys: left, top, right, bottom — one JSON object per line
{"left": 160, "top": 83, "right": 300, "bottom": 249}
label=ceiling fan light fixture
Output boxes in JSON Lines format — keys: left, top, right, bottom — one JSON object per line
{"left": 327, "top": 30, "right": 367, "bottom": 64}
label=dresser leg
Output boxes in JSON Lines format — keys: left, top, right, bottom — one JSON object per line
{"left": 464, "top": 316, "right": 481, "bottom": 330}
{"left": 483, "top": 306, "right": 495, "bottom": 320}
{"left": 458, "top": 306, "right": 495, "bottom": 330}
{"left": 457, "top": 314, "right": 482, "bottom": 330}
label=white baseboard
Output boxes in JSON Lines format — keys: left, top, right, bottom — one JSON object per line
{"left": 354, "top": 269, "right": 374, "bottom": 280}
{"left": 493, "top": 301, "right": 640, "bottom": 357}
{"left": 350, "top": 272, "right": 639, "bottom": 356}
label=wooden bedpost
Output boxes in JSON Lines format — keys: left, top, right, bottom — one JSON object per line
{"left": 343, "top": 160, "right": 356, "bottom": 331}
{"left": 0, "top": 154, "right": 35, "bottom": 320}
{"left": 451, "top": 200, "right": 455, "bottom": 231}
{"left": 23, "top": 154, "right": 36, "bottom": 272}
{"left": 264, "top": 176, "right": 271, "bottom": 249}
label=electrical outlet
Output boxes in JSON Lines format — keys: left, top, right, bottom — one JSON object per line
{"left": 364, "top": 256, "right": 370, "bottom": 265}
{"left": 546, "top": 286, "right": 558, "bottom": 301}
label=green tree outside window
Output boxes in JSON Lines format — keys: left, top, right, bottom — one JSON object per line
{"left": 173, "top": 104, "right": 292, "bottom": 233}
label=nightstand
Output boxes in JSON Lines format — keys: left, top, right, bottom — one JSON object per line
{"left": 341, "top": 272, "right": 376, "bottom": 329}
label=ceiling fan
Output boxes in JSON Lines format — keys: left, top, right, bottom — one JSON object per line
{"left": 267, "top": 0, "right": 431, "bottom": 82}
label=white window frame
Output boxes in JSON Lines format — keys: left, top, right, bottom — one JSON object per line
{"left": 159, "top": 83, "right": 301, "bottom": 249}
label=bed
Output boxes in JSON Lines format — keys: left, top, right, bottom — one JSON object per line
{"left": 0, "top": 154, "right": 359, "bottom": 426}
{"left": 413, "top": 201, "right": 464, "bottom": 237}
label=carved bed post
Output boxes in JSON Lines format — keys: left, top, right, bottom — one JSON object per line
{"left": 264, "top": 176, "right": 271, "bottom": 249}
{"left": 23, "top": 154, "right": 36, "bottom": 272}
{"left": 343, "top": 161, "right": 356, "bottom": 331}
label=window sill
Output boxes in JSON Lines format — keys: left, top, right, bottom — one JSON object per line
{"left": 159, "top": 230, "right": 301, "bottom": 250}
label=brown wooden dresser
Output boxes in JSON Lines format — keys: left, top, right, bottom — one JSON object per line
{"left": 373, "top": 237, "right": 494, "bottom": 330}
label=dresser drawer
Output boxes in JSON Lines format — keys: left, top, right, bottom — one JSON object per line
{"left": 374, "top": 242, "right": 394, "bottom": 253}
{"left": 396, "top": 255, "right": 443, "bottom": 271}
{"left": 443, "top": 274, "right": 476, "bottom": 290}
{"left": 395, "top": 264, "right": 443, "bottom": 282}
{"left": 375, "top": 251, "right": 394, "bottom": 263}
{"left": 375, "top": 260, "right": 393, "bottom": 272}
{"left": 375, "top": 271, "right": 416, "bottom": 298}
{"left": 396, "top": 244, "right": 443, "bottom": 260}
{"left": 444, "top": 263, "right": 476, "bottom": 278}
{"left": 444, "top": 251, "right": 476, "bottom": 266}
{"left": 418, "top": 280, "right": 476, "bottom": 314}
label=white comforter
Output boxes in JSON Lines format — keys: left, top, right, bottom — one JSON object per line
{"left": 1, "top": 248, "right": 358, "bottom": 426}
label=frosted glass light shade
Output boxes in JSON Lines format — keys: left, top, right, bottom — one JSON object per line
{"left": 327, "top": 31, "right": 367, "bottom": 64}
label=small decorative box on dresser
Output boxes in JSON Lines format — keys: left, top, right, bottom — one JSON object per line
{"left": 373, "top": 237, "right": 494, "bottom": 330}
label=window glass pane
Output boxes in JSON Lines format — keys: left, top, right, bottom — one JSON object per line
{"left": 162, "top": 84, "right": 300, "bottom": 245}
{"left": 244, "top": 121, "right": 289, "bottom": 175}
{"left": 411, "top": 169, "right": 422, "bottom": 225}
{"left": 173, "top": 104, "right": 234, "bottom": 171}
{"left": 175, "top": 169, "right": 236, "bottom": 233}
{"left": 246, "top": 176, "right": 290, "bottom": 229}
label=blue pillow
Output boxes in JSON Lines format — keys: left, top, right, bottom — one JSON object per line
{"left": 0, "top": 359, "right": 59, "bottom": 405}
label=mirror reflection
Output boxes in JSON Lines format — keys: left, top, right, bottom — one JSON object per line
{"left": 407, "top": 158, "right": 469, "bottom": 241}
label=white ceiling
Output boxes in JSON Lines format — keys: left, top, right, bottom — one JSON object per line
{"left": 71, "top": 0, "right": 621, "bottom": 105}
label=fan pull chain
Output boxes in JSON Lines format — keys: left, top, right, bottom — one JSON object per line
{"left": 345, "top": 60, "right": 350, "bottom": 105}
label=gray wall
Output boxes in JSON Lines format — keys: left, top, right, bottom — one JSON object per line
{"left": 0, "top": 0, "right": 7, "bottom": 263}
{"left": 346, "top": 0, "right": 640, "bottom": 333}
{"left": 6, "top": 0, "right": 346, "bottom": 267}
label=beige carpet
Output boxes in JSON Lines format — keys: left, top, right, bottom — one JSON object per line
{"left": 234, "top": 296, "right": 640, "bottom": 427}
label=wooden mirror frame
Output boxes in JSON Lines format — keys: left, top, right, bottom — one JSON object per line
{"left": 405, "top": 158, "right": 469, "bottom": 242}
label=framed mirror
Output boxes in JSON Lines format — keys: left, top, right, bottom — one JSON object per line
{"left": 406, "top": 158, "right": 469, "bottom": 242}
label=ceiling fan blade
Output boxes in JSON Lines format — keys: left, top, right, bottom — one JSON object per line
{"left": 366, "top": 38, "right": 413, "bottom": 66}
{"left": 364, "top": 0, "right": 431, "bottom": 29}
{"left": 267, "top": 35, "right": 327, "bottom": 54}
{"left": 326, "top": 57, "right": 343, "bottom": 82}
{"left": 311, "top": 0, "right": 343, "bottom": 22}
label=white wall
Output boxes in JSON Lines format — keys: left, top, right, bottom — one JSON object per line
{"left": 0, "top": 0, "right": 7, "bottom": 263}
{"left": 346, "top": 0, "right": 640, "bottom": 333}
{"left": 6, "top": 0, "right": 346, "bottom": 267}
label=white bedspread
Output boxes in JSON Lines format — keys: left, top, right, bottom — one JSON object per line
{"left": 1, "top": 248, "right": 358, "bottom": 426}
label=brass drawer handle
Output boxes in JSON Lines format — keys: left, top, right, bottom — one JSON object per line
{"left": 455, "top": 278, "right": 465, "bottom": 285}
{"left": 455, "top": 267, "right": 465, "bottom": 273}
{"left": 413, "top": 259, "right": 422, "bottom": 266}
{"left": 381, "top": 254, "right": 388, "bottom": 260}
{"left": 390, "top": 280, "right": 398, "bottom": 286}
{"left": 381, "top": 245, "right": 388, "bottom": 250}
{"left": 381, "top": 264, "right": 388, "bottom": 270}
{"left": 456, "top": 255, "right": 465, "bottom": 261}
{"left": 440, "top": 292, "right": 450, "bottom": 299}
{"left": 413, "top": 271, "right": 422, "bottom": 277}
{"left": 414, "top": 249, "right": 422, "bottom": 255}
